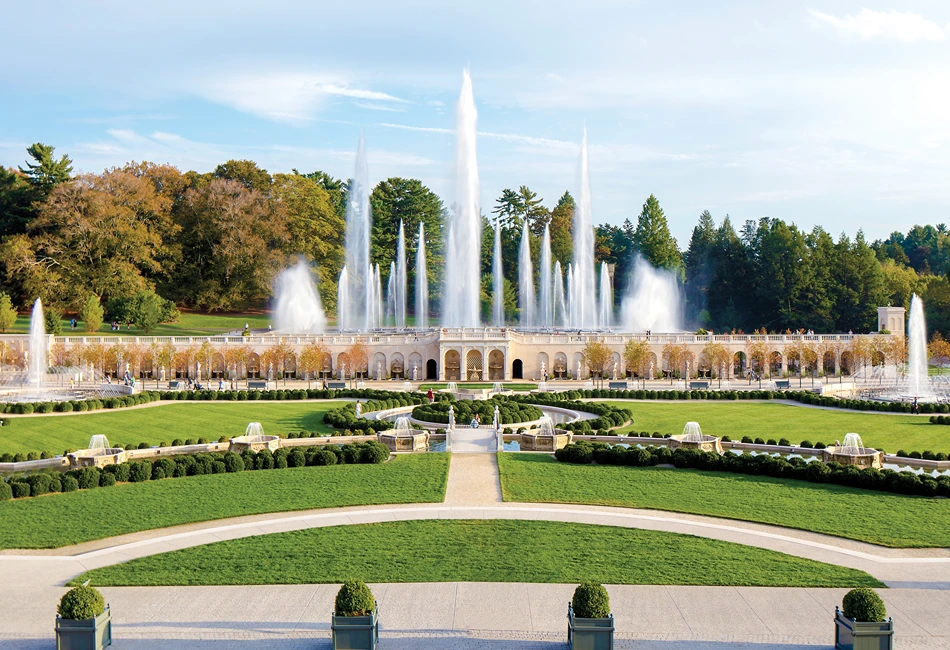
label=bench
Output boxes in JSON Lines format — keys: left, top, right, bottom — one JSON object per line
{"left": 167, "top": 381, "right": 185, "bottom": 391}
{"left": 327, "top": 381, "right": 347, "bottom": 390}
{"left": 608, "top": 381, "right": 629, "bottom": 390}
{"left": 689, "top": 381, "right": 710, "bottom": 389}
{"left": 247, "top": 380, "right": 268, "bottom": 390}
{"left": 775, "top": 380, "right": 790, "bottom": 389}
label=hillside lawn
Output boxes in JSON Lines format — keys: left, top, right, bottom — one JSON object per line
{"left": 498, "top": 453, "right": 950, "bottom": 548}
{"left": 70, "top": 519, "right": 881, "bottom": 588}
{"left": 607, "top": 400, "right": 948, "bottom": 453}
{"left": 0, "top": 453, "right": 448, "bottom": 549}
{"left": 0, "top": 401, "right": 347, "bottom": 455}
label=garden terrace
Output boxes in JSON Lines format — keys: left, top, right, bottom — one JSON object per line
{"left": 411, "top": 397, "right": 543, "bottom": 425}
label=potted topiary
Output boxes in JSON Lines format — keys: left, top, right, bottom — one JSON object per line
{"left": 568, "top": 581, "right": 614, "bottom": 650}
{"left": 331, "top": 580, "right": 378, "bottom": 650}
{"left": 835, "top": 588, "right": 893, "bottom": 650}
{"left": 55, "top": 585, "right": 112, "bottom": 649}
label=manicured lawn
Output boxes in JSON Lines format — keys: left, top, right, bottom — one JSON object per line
{"left": 70, "top": 519, "right": 881, "bottom": 588}
{"left": 605, "top": 400, "right": 948, "bottom": 453}
{"left": 0, "top": 401, "right": 345, "bottom": 455}
{"left": 0, "top": 454, "right": 448, "bottom": 549}
{"left": 498, "top": 453, "right": 950, "bottom": 548}
{"left": 419, "top": 383, "right": 537, "bottom": 391}
{"left": 11, "top": 311, "right": 277, "bottom": 336}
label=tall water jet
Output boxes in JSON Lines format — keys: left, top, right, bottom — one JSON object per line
{"left": 395, "top": 220, "right": 407, "bottom": 328}
{"left": 386, "top": 261, "right": 397, "bottom": 326}
{"left": 539, "top": 225, "right": 553, "bottom": 327}
{"left": 339, "top": 133, "right": 377, "bottom": 330}
{"left": 906, "top": 294, "right": 933, "bottom": 398}
{"left": 372, "top": 263, "right": 383, "bottom": 329}
{"left": 518, "top": 221, "right": 536, "bottom": 328}
{"left": 553, "top": 261, "right": 567, "bottom": 327}
{"left": 443, "top": 68, "right": 482, "bottom": 327}
{"left": 492, "top": 222, "right": 504, "bottom": 326}
{"left": 619, "top": 255, "right": 683, "bottom": 332}
{"left": 566, "top": 263, "right": 574, "bottom": 326}
{"left": 273, "top": 259, "right": 327, "bottom": 332}
{"left": 29, "top": 298, "right": 47, "bottom": 391}
{"left": 598, "top": 262, "right": 613, "bottom": 329}
{"left": 571, "top": 127, "right": 597, "bottom": 329}
{"left": 415, "top": 222, "right": 428, "bottom": 329}
{"left": 337, "top": 267, "right": 349, "bottom": 329}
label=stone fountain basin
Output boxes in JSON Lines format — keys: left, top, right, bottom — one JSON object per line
{"left": 229, "top": 435, "right": 280, "bottom": 453}
{"left": 377, "top": 429, "right": 429, "bottom": 452}
{"left": 669, "top": 434, "right": 724, "bottom": 455}
{"left": 68, "top": 448, "right": 128, "bottom": 469}
{"left": 518, "top": 427, "right": 573, "bottom": 451}
{"left": 820, "top": 446, "right": 884, "bottom": 469}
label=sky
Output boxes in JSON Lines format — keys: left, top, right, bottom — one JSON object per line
{"left": 2, "top": 1, "right": 950, "bottom": 245}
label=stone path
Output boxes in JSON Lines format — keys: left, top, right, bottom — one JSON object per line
{"left": 449, "top": 425, "right": 498, "bottom": 453}
{"left": 444, "top": 454, "right": 503, "bottom": 504}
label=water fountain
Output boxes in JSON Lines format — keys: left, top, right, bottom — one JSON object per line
{"left": 377, "top": 415, "right": 428, "bottom": 452}
{"left": 395, "top": 220, "right": 407, "bottom": 328}
{"left": 415, "top": 222, "right": 428, "bottom": 329}
{"left": 442, "top": 68, "right": 482, "bottom": 327}
{"left": 821, "top": 432, "right": 883, "bottom": 469}
{"left": 492, "top": 382, "right": 504, "bottom": 394}
{"left": 273, "top": 259, "right": 327, "bottom": 333}
{"left": 29, "top": 298, "right": 47, "bottom": 393}
{"left": 492, "top": 222, "right": 504, "bottom": 326}
{"left": 68, "top": 434, "right": 127, "bottom": 469}
{"left": 905, "top": 294, "right": 934, "bottom": 400}
{"left": 539, "top": 225, "right": 553, "bottom": 328}
{"left": 619, "top": 255, "right": 684, "bottom": 332}
{"left": 445, "top": 382, "right": 458, "bottom": 394}
{"left": 402, "top": 381, "right": 413, "bottom": 392}
{"left": 568, "top": 128, "right": 597, "bottom": 329}
{"left": 338, "top": 133, "right": 379, "bottom": 331}
{"left": 518, "top": 221, "right": 536, "bottom": 328}
{"left": 553, "top": 260, "right": 567, "bottom": 327}
{"left": 520, "top": 414, "right": 573, "bottom": 451}
{"left": 598, "top": 262, "right": 612, "bottom": 329}
{"left": 386, "top": 261, "right": 397, "bottom": 326}
{"left": 229, "top": 421, "right": 280, "bottom": 453}
{"left": 669, "top": 421, "right": 723, "bottom": 454}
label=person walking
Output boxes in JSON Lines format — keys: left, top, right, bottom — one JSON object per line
{"left": 426, "top": 388, "right": 434, "bottom": 403}
{"left": 355, "top": 400, "right": 362, "bottom": 418}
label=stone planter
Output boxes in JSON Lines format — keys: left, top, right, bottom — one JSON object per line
{"left": 568, "top": 604, "right": 614, "bottom": 650}
{"left": 332, "top": 604, "right": 379, "bottom": 650}
{"left": 835, "top": 607, "right": 894, "bottom": 650}
{"left": 55, "top": 605, "right": 112, "bottom": 650}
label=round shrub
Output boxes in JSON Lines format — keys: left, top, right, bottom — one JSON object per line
{"left": 61, "top": 476, "right": 79, "bottom": 492}
{"left": 360, "top": 442, "right": 390, "bottom": 464}
{"left": 128, "top": 460, "right": 152, "bottom": 483}
{"left": 842, "top": 588, "right": 886, "bottom": 622}
{"left": 0, "top": 481, "right": 12, "bottom": 500}
{"left": 572, "top": 582, "right": 610, "bottom": 618}
{"left": 312, "top": 449, "right": 338, "bottom": 466}
{"left": 58, "top": 586, "right": 105, "bottom": 620}
{"left": 11, "top": 481, "right": 30, "bottom": 498}
{"left": 335, "top": 580, "right": 375, "bottom": 617}
{"left": 77, "top": 467, "right": 101, "bottom": 490}
{"left": 212, "top": 460, "right": 226, "bottom": 474}
{"left": 223, "top": 452, "right": 245, "bottom": 473}
{"left": 288, "top": 449, "right": 307, "bottom": 468}
{"left": 100, "top": 472, "right": 116, "bottom": 487}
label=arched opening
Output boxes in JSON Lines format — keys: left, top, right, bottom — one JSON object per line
{"left": 426, "top": 359, "right": 437, "bottom": 380}
{"left": 609, "top": 352, "right": 622, "bottom": 379}
{"left": 512, "top": 358, "right": 524, "bottom": 380}
{"left": 336, "top": 352, "right": 351, "bottom": 379}
{"left": 247, "top": 353, "right": 261, "bottom": 379}
{"left": 769, "top": 351, "right": 782, "bottom": 376}
{"left": 733, "top": 351, "right": 746, "bottom": 378}
{"left": 465, "top": 350, "right": 483, "bottom": 381}
{"left": 283, "top": 354, "right": 297, "bottom": 379}
{"left": 444, "top": 350, "right": 461, "bottom": 381}
{"left": 390, "top": 352, "right": 405, "bottom": 379}
{"left": 823, "top": 351, "right": 836, "bottom": 376}
{"left": 840, "top": 351, "right": 853, "bottom": 376}
{"left": 408, "top": 352, "right": 423, "bottom": 380}
{"left": 553, "top": 352, "right": 568, "bottom": 379}
{"left": 488, "top": 350, "right": 505, "bottom": 380}
{"left": 536, "top": 352, "right": 549, "bottom": 380}
{"left": 211, "top": 353, "right": 226, "bottom": 378}
{"left": 872, "top": 350, "right": 886, "bottom": 367}
{"left": 571, "top": 352, "right": 585, "bottom": 379}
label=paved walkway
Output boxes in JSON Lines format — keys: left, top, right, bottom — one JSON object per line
{"left": 5, "top": 451, "right": 950, "bottom": 647}
{"left": 449, "top": 426, "right": 498, "bottom": 453}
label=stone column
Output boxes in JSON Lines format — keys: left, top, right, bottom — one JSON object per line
{"left": 481, "top": 347, "right": 488, "bottom": 381}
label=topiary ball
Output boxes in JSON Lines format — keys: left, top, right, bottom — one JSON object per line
{"left": 572, "top": 581, "right": 610, "bottom": 619}
{"left": 335, "top": 580, "right": 375, "bottom": 617}
{"left": 842, "top": 588, "right": 886, "bottom": 622}
{"left": 58, "top": 586, "right": 105, "bottom": 620}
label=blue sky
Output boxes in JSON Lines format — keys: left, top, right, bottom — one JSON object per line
{"left": 3, "top": 1, "right": 950, "bottom": 244}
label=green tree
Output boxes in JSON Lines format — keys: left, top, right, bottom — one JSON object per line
{"left": 0, "top": 293, "right": 16, "bottom": 332}
{"left": 633, "top": 194, "right": 681, "bottom": 270}
{"left": 708, "top": 217, "right": 752, "bottom": 331}
{"left": 43, "top": 305, "right": 63, "bottom": 335}
{"left": 683, "top": 210, "right": 716, "bottom": 323}
{"left": 0, "top": 167, "right": 38, "bottom": 236}
{"left": 833, "top": 231, "right": 887, "bottom": 332}
{"left": 548, "top": 191, "right": 574, "bottom": 267}
{"left": 880, "top": 259, "right": 920, "bottom": 309}
{"left": 80, "top": 295, "right": 104, "bottom": 333}
{"left": 213, "top": 160, "right": 272, "bottom": 193}
{"left": 129, "top": 291, "right": 164, "bottom": 334}
{"left": 19, "top": 143, "right": 72, "bottom": 192}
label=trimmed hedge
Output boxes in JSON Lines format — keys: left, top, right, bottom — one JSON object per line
{"left": 572, "top": 582, "right": 611, "bottom": 619}
{"left": 505, "top": 394, "right": 632, "bottom": 432}
{"left": 412, "top": 396, "right": 543, "bottom": 426}
{"left": 842, "top": 588, "right": 886, "bottom": 622}
{"left": 58, "top": 586, "right": 105, "bottom": 620}
{"left": 555, "top": 441, "right": 950, "bottom": 498}
{"left": 335, "top": 580, "right": 375, "bottom": 617}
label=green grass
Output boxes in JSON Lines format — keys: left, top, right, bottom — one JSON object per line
{"left": 499, "top": 454, "right": 950, "bottom": 548}
{"left": 606, "top": 400, "right": 950, "bottom": 453}
{"left": 10, "top": 311, "right": 276, "bottom": 336}
{"left": 0, "top": 401, "right": 346, "bottom": 455}
{"left": 69, "top": 519, "right": 881, "bottom": 588}
{"left": 419, "top": 383, "right": 538, "bottom": 391}
{"left": 0, "top": 454, "right": 448, "bottom": 549}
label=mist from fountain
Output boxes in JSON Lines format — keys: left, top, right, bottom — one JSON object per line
{"left": 386, "top": 261, "right": 397, "bottom": 326}
{"left": 518, "top": 221, "right": 536, "bottom": 328}
{"left": 569, "top": 128, "right": 597, "bottom": 329}
{"left": 839, "top": 432, "right": 868, "bottom": 455}
{"left": 416, "top": 222, "right": 428, "bottom": 329}
{"left": 566, "top": 263, "right": 574, "bottom": 326}
{"left": 393, "top": 416, "right": 413, "bottom": 436}
{"left": 273, "top": 259, "right": 327, "bottom": 333}
{"left": 619, "top": 255, "right": 683, "bottom": 332}
{"left": 906, "top": 294, "right": 932, "bottom": 398}
{"left": 395, "top": 220, "right": 407, "bottom": 328}
{"left": 339, "top": 133, "right": 378, "bottom": 330}
{"left": 244, "top": 422, "right": 266, "bottom": 442}
{"left": 598, "top": 262, "right": 612, "bottom": 329}
{"left": 28, "top": 298, "right": 47, "bottom": 391}
{"left": 443, "top": 68, "right": 482, "bottom": 327}
{"left": 372, "top": 264, "right": 383, "bottom": 329}
{"left": 492, "top": 222, "right": 504, "bottom": 326}
{"left": 538, "top": 415, "right": 555, "bottom": 437}
{"left": 682, "top": 421, "right": 704, "bottom": 443}
{"left": 553, "top": 261, "right": 567, "bottom": 327}
{"left": 539, "top": 225, "right": 553, "bottom": 328}
{"left": 87, "top": 434, "right": 111, "bottom": 456}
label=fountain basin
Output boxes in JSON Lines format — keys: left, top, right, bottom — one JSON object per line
{"left": 67, "top": 447, "right": 127, "bottom": 469}
{"left": 669, "top": 435, "right": 723, "bottom": 454}
{"left": 377, "top": 429, "right": 429, "bottom": 452}
{"left": 820, "top": 446, "right": 883, "bottom": 469}
{"left": 229, "top": 435, "right": 280, "bottom": 453}
{"left": 519, "top": 428, "right": 572, "bottom": 451}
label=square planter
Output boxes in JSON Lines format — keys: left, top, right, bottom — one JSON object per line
{"left": 332, "top": 603, "right": 379, "bottom": 650}
{"left": 835, "top": 607, "right": 894, "bottom": 650}
{"left": 55, "top": 605, "right": 112, "bottom": 650}
{"left": 568, "top": 604, "right": 614, "bottom": 650}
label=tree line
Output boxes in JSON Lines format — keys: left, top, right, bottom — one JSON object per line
{"left": 1, "top": 143, "right": 947, "bottom": 335}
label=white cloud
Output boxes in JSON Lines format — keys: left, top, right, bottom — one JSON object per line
{"left": 191, "top": 72, "right": 405, "bottom": 124}
{"left": 807, "top": 8, "right": 946, "bottom": 42}
{"left": 353, "top": 102, "right": 405, "bottom": 113}
{"left": 375, "top": 122, "right": 576, "bottom": 153}
{"left": 427, "top": 100, "right": 445, "bottom": 107}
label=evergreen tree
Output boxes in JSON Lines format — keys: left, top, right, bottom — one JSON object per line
{"left": 683, "top": 210, "right": 716, "bottom": 323}
{"left": 0, "top": 293, "right": 16, "bottom": 332}
{"left": 548, "top": 191, "right": 574, "bottom": 267}
{"left": 632, "top": 194, "right": 681, "bottom": 270}
{"left": 19, "top": 143, "right": 72, "bottom": 191}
